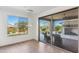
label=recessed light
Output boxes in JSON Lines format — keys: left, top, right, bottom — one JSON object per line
{"left": 26, "top": 9, "right": 33, "bottom": 13}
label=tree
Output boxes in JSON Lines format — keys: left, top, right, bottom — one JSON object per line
{"left": 55, "top": 25, "right": 63, "bottom": 33}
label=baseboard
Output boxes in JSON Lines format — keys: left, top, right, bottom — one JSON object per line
{"left": 0, "top": 39, "right": 37, "bottom": 48}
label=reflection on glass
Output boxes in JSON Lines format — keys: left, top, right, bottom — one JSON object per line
{"left": 53, "top": 20, "right": 64, "bottom": 34}
{"left": 64, "top": 19, "right": 78, "bottom": 36}
{"left": 40, "top": 20, "right": 50, "bottom": 43}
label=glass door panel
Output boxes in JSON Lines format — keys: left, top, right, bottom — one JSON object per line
{"left": 39, "top": 19, "right": 51, "bottom": 43}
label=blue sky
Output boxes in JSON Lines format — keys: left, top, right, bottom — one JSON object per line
{"left": 40, "top": 19, "right": 64, "bottom": 27}
{"left": 8, "top": 16, "right": 18, "bottom": 25}
{"left": 40, "top": 20, "right": 49, "bottom": 26}
{"left": 8, "top": 16, "right": 28, "bottom": 25}
{"left": 54, "top": 20, "right": 64, "bottom": 27}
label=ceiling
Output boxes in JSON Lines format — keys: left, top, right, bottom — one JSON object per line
{"left": 4, "top": 6, "right": 57, "bottom": 14}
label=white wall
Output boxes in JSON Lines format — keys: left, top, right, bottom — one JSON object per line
{"left": 0, "top": 8, "right": 36, "bottom": 46}
{"left": 0, "top": 6, "right": 78, "bottom": 47}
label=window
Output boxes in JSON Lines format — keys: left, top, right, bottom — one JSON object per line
{"left": 8, "top": 16, "right": 28, "bottom": 36}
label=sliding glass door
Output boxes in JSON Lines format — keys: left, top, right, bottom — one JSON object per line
{"left": 38, "top": 7, "right": 78, "bottom": 52}
{"left": 39, "top": 19, "right": 51, "bottom": 43}
{"left": 52, "top": 19, "right": 64, "bottom": 47}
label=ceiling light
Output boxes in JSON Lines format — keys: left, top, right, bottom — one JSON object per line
{"left": 26, "top": 9, "right": 33, "bottom": 13}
